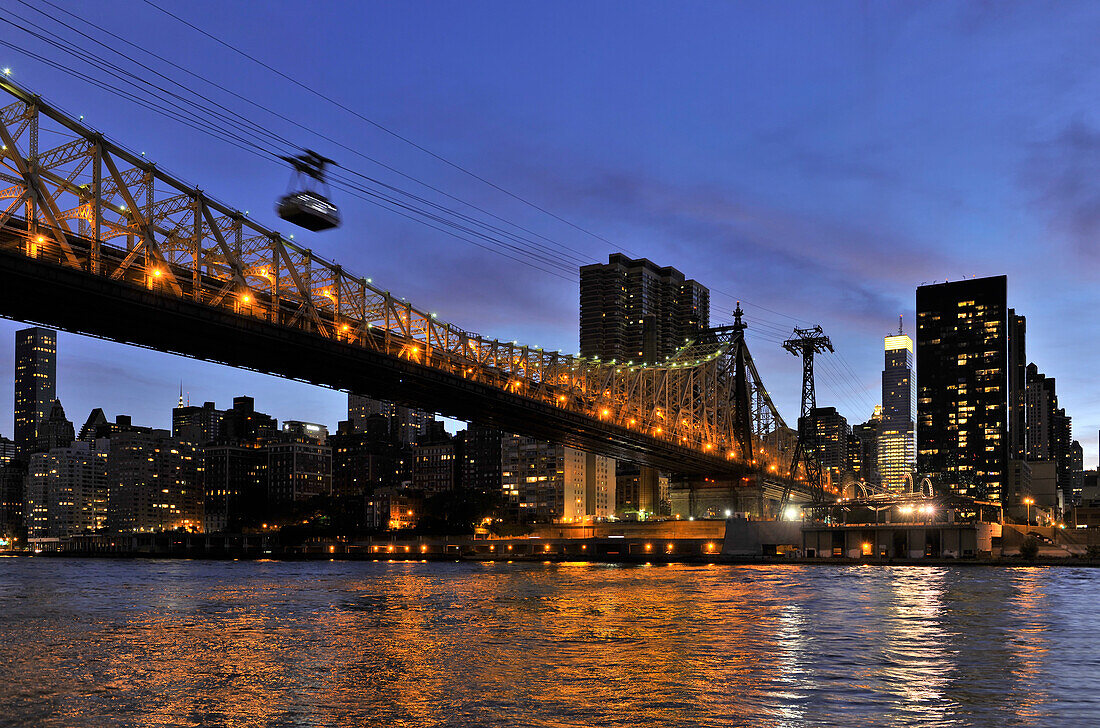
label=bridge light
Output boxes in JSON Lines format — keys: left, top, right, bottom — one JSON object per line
{"left": 601, "top": 409, "right": 610, "bottom": 417}
{"left": 644, "top": 543, "right": 652, "bottom": 551}
{"left": 2, "top": 68, "right": 9, "bottom": 75}
{"left": 654, "top": 427, "right": 662, "bottom": 434}
{"left": 36, "top": 235, "right": 44, "bottom": 243}
{"left": 240, "top": 293, "right": 251, "bottom": 304}
{"left": 152, "top": 268, "right": 162, "bottom": 278}
{"left": 341, "top": 324, "right": 349, "bottom": 331}
{"left": 724, "top": 509, "right": 732, "bottom": 518}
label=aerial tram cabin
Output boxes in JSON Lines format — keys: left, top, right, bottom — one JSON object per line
{"left": 277, "top": 150, "right": 341, "bottom": 232}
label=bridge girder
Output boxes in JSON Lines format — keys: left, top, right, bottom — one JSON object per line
{"left": 0, "top": 77, "right": 814, "bottom": 495}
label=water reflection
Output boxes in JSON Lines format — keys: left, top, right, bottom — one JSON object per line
{"left": 0, "top": 560, "right": 1093, "bottom": 727}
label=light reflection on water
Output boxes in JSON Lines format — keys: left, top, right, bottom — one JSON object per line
{"left": 0, "top": 559, "right": 1096, "bottom": 727}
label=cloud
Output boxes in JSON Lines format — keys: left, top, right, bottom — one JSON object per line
{"left": 1021, "top": 120, "right": 1100, "bottom": 259}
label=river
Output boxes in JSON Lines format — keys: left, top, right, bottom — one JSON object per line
{"left": 0, "top": 558, "right": 1095, "bottom": 727}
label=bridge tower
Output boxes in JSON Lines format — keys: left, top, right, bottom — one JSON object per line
{"left": 783, "top": 326, "right": 834, "bottom": 497}
{"left": 730, "top": 303, "right": 753, "bottom": 462}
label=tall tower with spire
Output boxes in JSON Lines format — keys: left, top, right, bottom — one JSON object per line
{"left": 879, "top": 317, "right": 916, "bottom": 491}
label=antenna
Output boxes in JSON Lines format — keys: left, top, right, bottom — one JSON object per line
{"left": 898, "top": 314, "right": 903, "bottom": 336}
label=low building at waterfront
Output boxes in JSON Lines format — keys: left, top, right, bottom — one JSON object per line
{"left": 801, "top": 494, "right": 1003, "bottom": 559}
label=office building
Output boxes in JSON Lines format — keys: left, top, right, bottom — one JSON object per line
{"left": 173, "top": 400, "right": 224, "bottom": 445}
{"left": 916, "top": 276, "right": 1011, "bottom": 503}
{"left": 455, "top": 424, "right": 503, "bottom": 497}
{"left": 14, "top": 327, "right": 56, "bottom": 456}
{"left": 413, "top": 434, "right": 456, "bottom": 495}
{"left": 330, "top": 417, "right": 403, "bottom": 497}
{"left": 851, "top": 407, "right": 882, "bottom": 486}
{"left": 202, "top": 397, "right": 277, "bottom": 532}
{"left": 579, "top": 253, "right": 709, "bottom": 364}
{"left": 107, "top": 427, "right": 202, "bottom": 533}
{"left": 266, "top": 424, "right": 332, "bottom": 505}
{"left": 879, "top": 331, "right": 916, "bottom": 491}
{"left": 347, "top": 394, "right": 431, "bottom": 446}
{"left": 0, "top": 459, "right": 26, "bottom": 540}
{"left": 802, "top": 407, "right": 849, "bottom": 486}
{"left": 25, "top": 440, "right": 109, "bottom": 540}
{"left": 1024, "top": 363, "right": 1074, "bottom": 505}
{"left": 501, "top": 436, "right": 615, "bottom": 522}
{"left": 1008, "top": 311, "right": 1027, "bottom": 460}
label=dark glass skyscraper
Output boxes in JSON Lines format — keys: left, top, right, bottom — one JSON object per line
{"left": 14, "top": 327, "right": 56, "bottom": 456}
{"left": 579, "top": 253, "right": 709, "bottom": 364}
{"left": 916, "top": 276, "right": 1011, "bottom": 503}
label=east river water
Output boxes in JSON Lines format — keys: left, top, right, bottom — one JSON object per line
{"left": 0, "top": 558, "right": 1096, "bottom": 727}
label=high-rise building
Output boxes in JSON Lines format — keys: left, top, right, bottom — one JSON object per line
{"left": 25, "top": 440, "right": 109, "bottom": 540}
{"left": 330, "top": 416, "right": 403, "bottom": 498}
{"left": 851, "top": 407, "right": 882, "bottom": 486}
{"left": 1025, "top": 364, "right": 1057, "bottom": 461}
{"left": 1071, "top": 440, "right": 1084, "bottom": 505}
{"left": 455, "top": 424, "right": 503, "bottom": 498}
{"left": 412, "top": 438, "right": 456, "bottom": 495}
{"left": 501, "top": 436, "right": 614, "bottom": 522}
{"left": 0, "top": 459, "right": 26, "bottom": 541}
{"left": 802, "top": 407, "right": 849, "bottom": 485}
{"left": 107, "top": 427, "right": 202, "bottom": 533}
{"left": 579, "top": 253, "right": 709, "bottom": 364}
{"left": 1008, "top": 311, "right": 1027, "bottom": 460}
{"left": 266, "top": 438, "right": 332, "bottom": 505}
{"left": 173, "top": 400, "right": 224, "bottom": 445}
{"left": 916, "top": 276, "right": 1012, "bottom": 503}
{"left": 201, "top": 397, "right": 277, "bottom": 532}
{"left": 348, "top": 394, "right": 431, "bottom": 446}
{"left": 614, "top": 461, "right": 662, "bottom": 518}
{"left": 1023, "top": 363, "right": 1075, "bottom": 505}
{"left": 879, "top": 330, "right": 916, "bottom": 491}
{"left": 14, "top": 327, "right": 56, "bottom": 456}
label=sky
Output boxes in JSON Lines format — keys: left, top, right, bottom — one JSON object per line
{"left": 0, "top": 1, "right": 1098, "bottom": 463}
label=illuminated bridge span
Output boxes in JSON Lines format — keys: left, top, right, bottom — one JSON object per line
{"left": 0, "top": 78, "right": 808, "bottom": 489}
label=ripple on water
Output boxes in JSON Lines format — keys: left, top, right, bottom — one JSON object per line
{"left": 0, "top": 560, "right": 1098, "bottom": 727}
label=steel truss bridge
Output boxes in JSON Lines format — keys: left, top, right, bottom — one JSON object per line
{"left": 0, "top": 78, "right": 817, "bottom": 497}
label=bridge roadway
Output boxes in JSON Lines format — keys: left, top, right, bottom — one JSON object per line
{"left": 0, "top": 226, "right": 773, "bottom": 479}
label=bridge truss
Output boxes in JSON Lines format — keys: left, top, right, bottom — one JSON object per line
{"left": 0, "top": 78, "right": 807, "bottom": 485}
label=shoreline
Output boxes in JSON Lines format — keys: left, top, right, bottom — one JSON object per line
{"left": 3, "top": 550, "right": 1097, "bottom": 568}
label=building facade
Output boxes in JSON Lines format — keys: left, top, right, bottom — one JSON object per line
{"left": 802, "top": 407, "right": 849, "bottom": 486}
{"left": 579, "top": 253, "right": 709, "bottom": 364}
{"left": 347, "top": 395, "right": 431, "bottom": 446}
{"left": 916, "top": 276, "right": 1011, "bottom": 503}
{"left": 501, "top": 436, "right": 615, "bottom": 522}
{"left": 879, "top": 332, "right": 916, "bottom": 491}
{"left": 25, "top": 440, "right": 109, "bottom": 540}
{"left": 14, "top": 327, "right": 56, "bottom": 456}
{"left": 107, "top": 428, "right": 202, "bottom": 533}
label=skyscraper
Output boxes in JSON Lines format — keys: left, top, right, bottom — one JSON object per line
{"left": 916, "top": 276, "right": 1011, "bottom": 503}
{"left": 1008, "top": 311, "right": 1027, "bottom": 460}
{"left": 879, "top": 327, "right": 916, "bottom": 491}
{"left": 802, "top": 407, "right": 849, "bottom": 486}
{"left": 14, "top": 327, "right": 56, "bottom": 456}
{"left": 579, "top": 253, "right": 709, "bottom": 364}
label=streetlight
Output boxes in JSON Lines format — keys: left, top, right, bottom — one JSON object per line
{"left": 1024, "top": 496, "right": 1034, "bottom": 526}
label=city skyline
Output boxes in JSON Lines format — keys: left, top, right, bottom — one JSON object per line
{"left": 0, "top": 2, "right": 1098, "bottom": 466}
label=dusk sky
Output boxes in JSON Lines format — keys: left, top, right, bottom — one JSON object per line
{"left": 1, "top": 1, "right": 1098, "bottom": 463}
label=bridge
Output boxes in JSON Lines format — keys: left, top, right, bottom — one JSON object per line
{"left": 0, "top": 78, "right": 818, "bottom": 499}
